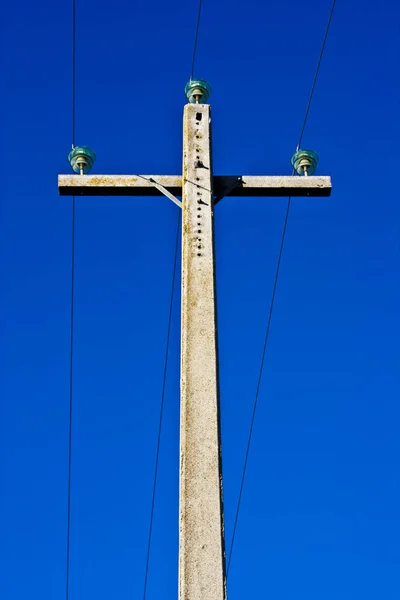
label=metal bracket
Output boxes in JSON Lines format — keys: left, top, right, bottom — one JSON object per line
{"left": 148, "top": 177, "right": 182, "bottom": 208}
{"left": 213, "top": 176, "right": 243, "bottom": 204}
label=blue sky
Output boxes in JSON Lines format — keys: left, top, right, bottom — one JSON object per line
{"left": 1, "top": 0, "right": 400, "bottom": 598}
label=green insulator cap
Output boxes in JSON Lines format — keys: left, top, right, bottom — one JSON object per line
{"left": 291, "top": 149, "right": 319, "bottom": 176}
{"left": 184, "top": 79, "right": 212, "bottom": 104}
{"left": 68, "top": 146, "right": 96, "bottom": 174}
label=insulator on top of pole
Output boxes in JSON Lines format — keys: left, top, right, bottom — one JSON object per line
{"left": 185, "top": 79, "right": 212, "bottom": 104}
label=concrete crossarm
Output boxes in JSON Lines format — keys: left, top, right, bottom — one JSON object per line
{"left": 58, "top": 175, "right": 183, "bottom": 197}
{"left": 58, "top": 174, "right": 332, "bottom": 198}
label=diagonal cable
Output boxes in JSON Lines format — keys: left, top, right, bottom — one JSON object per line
{"left": 226, "top": 194, "right": 291, "bottom": 576}
{"left": 297, "top": 0, "right": 337, "bottom": 149}
{"left": 227, "top": 0, "right": 337, "bottom": 577}
{"left": 65, "top": 197, "right": 75, "bottom": 600}
{"left": 143, "top": 212, "right": 181, "bottom": 599}
{"left": 190, "top": 0, "right": 204, "bottom": 79}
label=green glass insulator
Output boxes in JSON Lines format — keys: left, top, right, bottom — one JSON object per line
{"left": 291, "top": 149, "right": 319, "bottom": 176}
{"left": 68, "top": 146, "right": 96, "bottom": 174}
{"left": 184, "top": 79, "right": 212, "bottom": 104}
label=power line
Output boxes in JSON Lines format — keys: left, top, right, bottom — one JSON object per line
{"left": 65, "top": 198, "right": 75, "bottom": 600}
{"left": 190, "top": 0, "right": 204, "bottom": 80}
{"left": 71, "top": 0, "right": 76, "bottom": 148}
{"left": 297, "top": 0, "right": 337, "bottom": 149}
{"left": 227, "top": 0, "right": 337, "bottom": 577}
{"left": 226, "top": 195, "right": 291, "bottom": 576}
{"left": 65, "top": 0, "right": 76, "bottom": 597}
{"left": 143, "top": 213, "right": 181, "bottom": 599}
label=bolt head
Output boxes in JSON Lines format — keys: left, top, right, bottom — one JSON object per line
{"left": 184, "top": 79, "right": 212, "bottom": 104}
{"left": 68, "top": 146, "right": 96, "bottom": 174}
{"left": 291, "top": 149, "right": 319, "bottom": 176}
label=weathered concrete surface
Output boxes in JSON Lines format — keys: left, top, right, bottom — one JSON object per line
{"left": 58, "top": 174, "right": 331, "bottom": 198}
{"left": 214, "top": 175, "right": 332, "bottom": 197}
{"left": 58, "top": 174, "right": 182, "bottom": 196}
{"left": 180, "top": 103, "right": 226, "bottom": 600}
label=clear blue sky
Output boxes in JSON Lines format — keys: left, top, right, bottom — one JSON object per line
{"left": 1, "top": 0, "right": 400, "bottom": 598}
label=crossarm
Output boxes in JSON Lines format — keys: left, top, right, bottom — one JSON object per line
{"left": 214, "top": 176, "right": 332, "bottom": 198}
{"left": 58, "top": 175, "right": 183, "bottom": 196}
{"left": 58, "top": 174, "right": 331, "bottom": 198}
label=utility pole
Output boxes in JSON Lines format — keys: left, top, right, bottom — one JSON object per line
{"left": 180, "top": 99, "right": 225, "bottom": 600}
{"left": 59, "top": 80, "right": 331, "bottom": 600}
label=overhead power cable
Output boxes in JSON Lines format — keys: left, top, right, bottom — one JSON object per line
{"left": 297, "top": 0, "right": 337, "bottom": 149}
{"left": 143, "top": 2, "right": 206, "bottom": 588}
{"left": 71, "top": 0, "right": 76, "bottom": 148}
{"left": 65, "top": 0, "right": 76, "bottom": 597}
{"left": 65, "top": 202, "right": 75, "bottom": 600}
{"left": 227, "top": 0, "right": 337, "bottom": 577}
{"left": 143, "top": 213, "right": 181, "bottom": 600}
{"left": 190, "top": 0, "right": 204, "bottom": 79}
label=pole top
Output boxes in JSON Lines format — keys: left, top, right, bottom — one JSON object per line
{"left": 184, "top": 79, "right": 212, "bottom": 104}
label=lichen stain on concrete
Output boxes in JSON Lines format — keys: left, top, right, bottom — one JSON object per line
{"left": 180, "top": 104, "right": 226, "bottom": 600}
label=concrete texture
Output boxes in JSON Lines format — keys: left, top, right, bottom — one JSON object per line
{"left": 58, "top": 174, "right": 331, "bottom": 198}
{"left": 58, "top": 174, "right": 183, "bottom": 196}
{"left": 180, "top": 103, "right": 226, "bottom": 600}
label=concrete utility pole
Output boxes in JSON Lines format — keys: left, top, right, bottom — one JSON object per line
{"left": 59, "top": 81, "right": 331, "bottom": 600}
